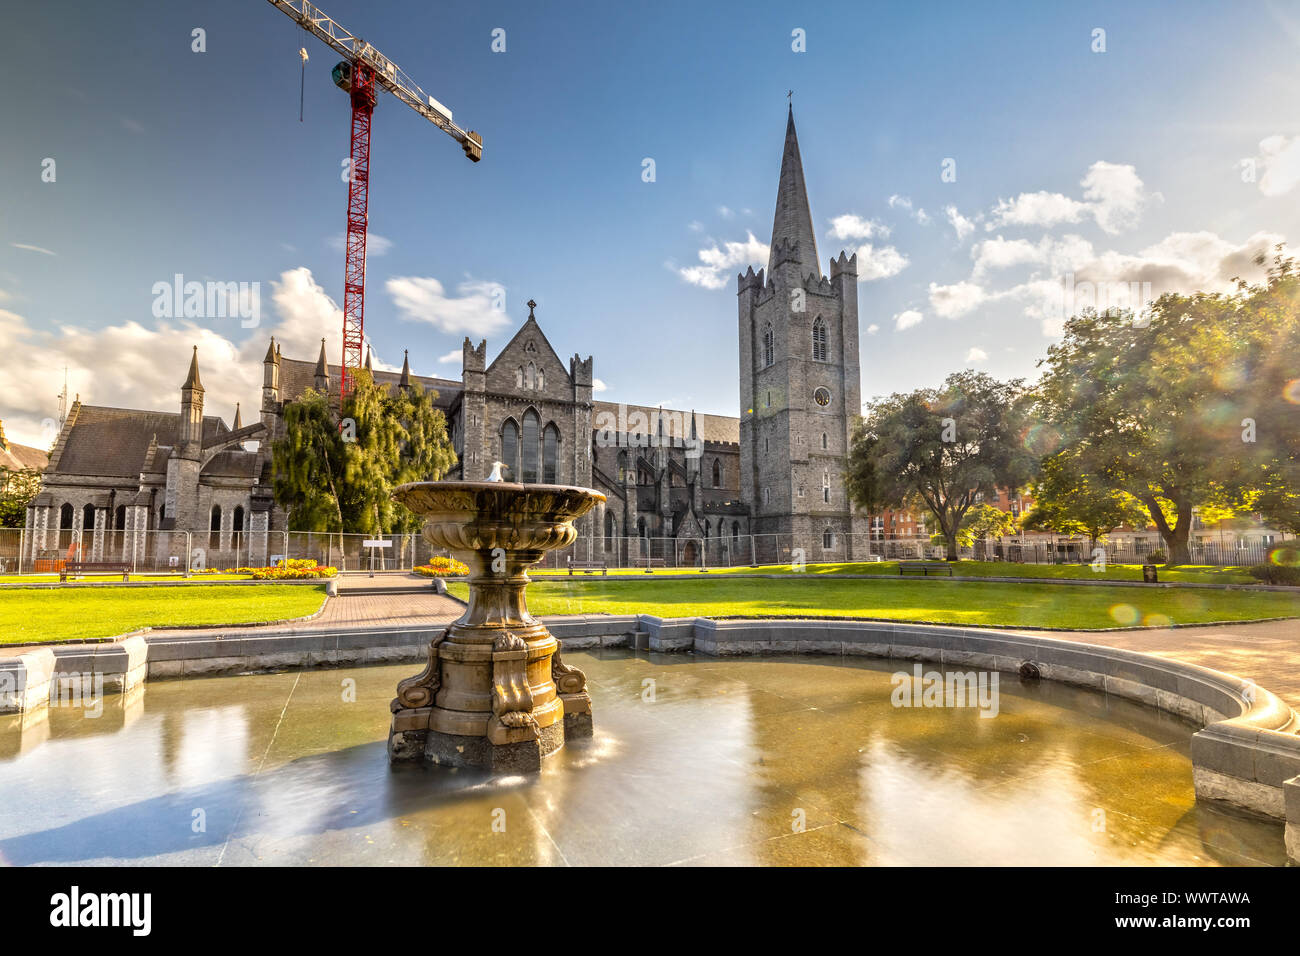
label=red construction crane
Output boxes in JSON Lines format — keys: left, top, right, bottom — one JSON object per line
{"left": 266, "top": 1, "right": 482, "bottom": 397}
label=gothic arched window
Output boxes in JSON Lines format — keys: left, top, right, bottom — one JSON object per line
{"left": 823, "top": 469, "right": 831, "bottom": 503}
{"left": 823, "top": 527, "right": 835, "bottom": 549}
{"left": 521, "top": 408, "right": 540, "bottom": 483}
{"left": 542, "top": 423, "right": 559, "bottom": 483}
{"left": 60, "top": 503, "right": 74, "bottom": 529}
{"left": 821, "top": 432, "right": 828, "bottom": 450}
{"left": 209, "top": 505, "right": 222, "bottom": 550}
{"left": 537, "top": 367, "right": 544, "bottom": 390}
{"left": 516, "top": 367, "right": 524, "bottom": 389}
{"left": 812, "top": 318, "right": 828, "bottom": 362}
{"left": 501, "top": 418, "right": 519, "bottom": 480}
{"left": 762, "top": 324, "right": 775, "bottom": 368}
{"left": 732, "top": 521, "right": 740, "bottom": 542}
{"left": 711, "top": 459, "right": 721, "bottom": 488}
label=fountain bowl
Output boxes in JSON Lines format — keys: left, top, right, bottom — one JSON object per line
{"left": 387, "top": 480, "right": 605, "bottom": 772}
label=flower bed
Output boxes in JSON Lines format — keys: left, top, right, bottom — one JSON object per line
{"left": 413, "top": 557, "right": 469, "bottom": 578}
{"left": 197, "top": 559, "right": 338, "bottom": 580}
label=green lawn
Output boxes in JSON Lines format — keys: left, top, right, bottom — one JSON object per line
{"left": 0, "top": 573, "right": 254, "bottom": 584}
{"left": 0, "top": 584, "right": 328, "bottom": 644}
{"left": 449, "top": 576, "right": 1300, "bottom": 630}
{"left": 531, "top": 560, "right": 1253, "bottom": 585}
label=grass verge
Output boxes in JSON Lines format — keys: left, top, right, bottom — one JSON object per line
{"left": 531, "top": 560, "right": 1253, "bottom": 585}
{"left": 0, "top": 584, "right": 328, "bottom": 644}
{"left": 449, "top": 576, "right": 1300, "bottom": 630}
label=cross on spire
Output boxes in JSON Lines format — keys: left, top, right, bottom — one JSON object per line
{"left": 527, "top": 299, "right": 537, "bottom": 319}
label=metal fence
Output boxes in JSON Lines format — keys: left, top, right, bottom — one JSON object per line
{"left": 0, "top": 526, "right": 1291, "bottom": 576}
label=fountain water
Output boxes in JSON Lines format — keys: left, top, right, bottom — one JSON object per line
{"left": 387, "top": 477, "right": 605, "bottom": 771}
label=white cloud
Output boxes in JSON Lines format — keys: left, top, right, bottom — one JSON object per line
{"left": 10, "top": 243, "right": 55, "bottom": 256}
{"left": 947, "top": 230, "right": 1283, "bottom": 337}
{"left": 0, "top": 267, "right": 366, "bottom": 448}
{"left": 854, "top": 244, "right": 909, "bottom": 281}
{"left": 894, "top": 309, "right": 923, "bottom": 331}
{"left": 827, "top": 214, "right": 890, "bottom": 242}
{"left": 592, "top": 378, "right": 608, "bottom": 393}
{"left": 1255, "top": 134, "right": 1300, "bottom": 197}
{"left": 970, "top": 234, "right": 1095, "bottom": 280}
{"left": 988, "top": 161, "right": 1157, "bottom": 235}
{"left": 718, "top": 206, "right": 735, "bottom": 220}
{"left": 328, "top": 233, "right": 394, "bottom": 256}
{"left": 386, "top": 276, "right": 510, "bottom": 337}
{"left": 965, "top": 347, "right": 988, "bottom": 364}
{"left": 989, "top": 190, "right": 1089, "bottom": 231}
{"left": 945, "top": 205, "right": 978, "bottom": 241}
{"left": 436, "top": 350, "right": 461, "bottom": 364}
{"left": 1081, "top": 162, "right": 1154, "bottom": 234}
{"left": 928, "top": 280, "right": 987, "bottom": 318}
{"left": 865, "top": 323, "right": 879, "bottom": 335}
{"left": 678, "top": 231, "right": 769, "bottom": 290}
{"left": 688, "top": 220, "right": 704, "bottom": 232}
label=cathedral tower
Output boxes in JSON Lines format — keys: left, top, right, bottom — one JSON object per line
{"left": 737, "top": 107, "right": 866, "bottom": 559}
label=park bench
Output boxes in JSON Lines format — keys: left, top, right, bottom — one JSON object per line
{"left": 59, "top": 560, "right": 131, "bottom": 582}
{"left": 567, "top": 558, "right": 608, "bottom": 576}
{"left": 642, "top": 558, "right": 667, "bottom": 573}
{"left": 897, "top": 561, "right": 953, "bottom": 577}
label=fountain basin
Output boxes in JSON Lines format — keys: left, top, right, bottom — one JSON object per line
{"left": 388, "top": 480, "right": 605, "bottom": 772}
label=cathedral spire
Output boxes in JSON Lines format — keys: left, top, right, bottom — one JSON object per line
{"left": 399, "top": 349, "right": 411, "bottom": 388}
{"left": 233, "top": 402, "right": 242, "bottom": 430}
{"left": 364, "top": 345, "right": 373, "bottom": 372}
{"left": 314, "top": 338, "right": 330, "bottom": 392}
{"left": 183, "top": 346, "right": 203, "bottom": 391}
{"left": 767, "top": 105, "right": 820, "bottom": 279}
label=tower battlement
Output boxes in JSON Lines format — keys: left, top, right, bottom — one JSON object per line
{"left": 737, "top": 265, "right": 766, "bottom": 294}
{"left": 829, "top": 250, "right": 858, "bottom": 280}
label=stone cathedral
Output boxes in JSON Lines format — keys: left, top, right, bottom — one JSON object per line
{"left": 25, "top": 108, "right": 868, "bottom": 565}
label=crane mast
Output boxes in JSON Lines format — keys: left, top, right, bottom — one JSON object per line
{"left": 266, "top": 0, "right": 482, "bottom": 397}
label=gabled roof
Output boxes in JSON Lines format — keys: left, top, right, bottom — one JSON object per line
{"left": 48, "top": 406, "right": 228, "bottom": 478}
{"left": 0, "top": 439, "right": 47, "bottom": 473}
{"left": 485, "top": 313, "right": 571, "bottom": 385}
{"left": 592, "top": 401, "right": 739, "bottom": 445}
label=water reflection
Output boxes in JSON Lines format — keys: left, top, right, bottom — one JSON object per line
{"left": 0, "top": 652, "right": 1284, "bottom": 866}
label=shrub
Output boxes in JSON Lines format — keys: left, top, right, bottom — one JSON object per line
{"left": 1145, "top": 550, "right": 1167, "bottom": 565}
{"left": 414, "top": 557, "right": 469, "bottom": 578}
{"left": 1248, "top": 563, "right": 1300, "bottom": 586}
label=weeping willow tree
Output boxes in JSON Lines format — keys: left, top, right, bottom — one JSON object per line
{"left": 272, "top": 370, "right": 456, "bottom": 548}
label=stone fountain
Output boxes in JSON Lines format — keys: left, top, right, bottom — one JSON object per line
{"left": 387, "top": 478, "right": 605, "bottom": 772}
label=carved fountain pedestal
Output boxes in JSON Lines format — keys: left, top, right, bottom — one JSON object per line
{"left": 387, "top": 481, "right": 605, "bottom": 772}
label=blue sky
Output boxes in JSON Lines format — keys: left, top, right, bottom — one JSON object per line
{"left": 3, "top": 0, "right": 1300, "bottom": 446}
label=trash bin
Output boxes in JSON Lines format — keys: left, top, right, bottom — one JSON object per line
{"left": 1142, "top": 564, "right": 1158, "bottom": 583}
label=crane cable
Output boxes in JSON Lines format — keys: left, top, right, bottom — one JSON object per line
{"left": 298, "top": 47, "right": 309, "bottom": 122}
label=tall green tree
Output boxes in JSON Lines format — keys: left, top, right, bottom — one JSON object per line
{"left": 1020, "top": 449, "right": 1150, "bottom": 549}
{"left": 0, "top": 468, "right": 42, "bottom": 528}
{"left": 1232, "top": 252, "right": 1300, "bottom": 533}
{"left": 272, "top": 371, "right": 455, "bottom": 537}
{"left": 848, "top": 371, "right": 1036, "bottom": 560}
{"left": 1037, "top": 294, "right": 1256, "bottom": 565}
